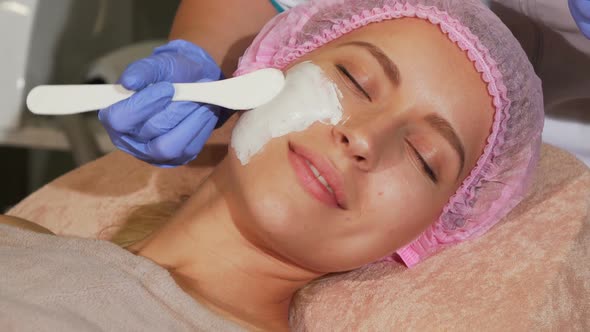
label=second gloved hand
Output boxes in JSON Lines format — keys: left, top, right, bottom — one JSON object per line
{"left": 570, "top": 0, "right": 590, "bottom": 38}
{"left": 99, "top": 40, "right": 229, "bottom": 167}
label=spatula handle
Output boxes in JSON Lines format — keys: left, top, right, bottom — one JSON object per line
{"left": 27, "top": 68, "right": 285, "bottom": 115}
{"left": 27, "top": 84, "right": 134, "bottom": 115}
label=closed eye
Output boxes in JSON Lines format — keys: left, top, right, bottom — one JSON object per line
{"left": 406, "top": 140, "right": 438, "bottom": 184}
{"left": 335, "top": 64, "right": 372, "bottom": 101}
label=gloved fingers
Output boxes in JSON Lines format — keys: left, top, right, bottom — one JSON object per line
{"left": 154, "top": 40, "right": 223, "bottom": 83}
{"left": 162, "top": 116, "right": 217, "bottom": 167}
{"left": 120, "top": 54, "right": 197, "bottom": 90}
{"left": 145, "top": 106, "right": 218, "bottom": 162}
{"left": 120, "top": 56, "right": 165, "bottom": 90}
{"left": 121, "top": 53, "right": 221, "bottom": 90}
{"left": 169, "top": 56, "right": 222, "bottom": 83}
{"left": 104, "top": 132, "right": 151, "bottom": 162}
{"left": 120, "top": 54, "right": 189, "bottom": 90}
{"left": 136, "top": 101, "right": 197, "bottom": 141}
{"left": 101, "top": 39, "right": 226, "bottom": 167}
{"left": 99, "top": 82, "right": 174, "bottom": 134}
{"left": 570, "top": 0, "right": 590, "bottom": 38}
{"left": 571, "top": 0, "right": 590, "bottom": 19}
{"left": 180, "top": 116, "right": 217, "bottom": 162}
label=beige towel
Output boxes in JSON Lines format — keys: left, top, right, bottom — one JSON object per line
{"left": 8, "top": 140, "right": 590, "bottom": 330}
{"left": 0, "top": 225, "right": 244, "bottom": 332}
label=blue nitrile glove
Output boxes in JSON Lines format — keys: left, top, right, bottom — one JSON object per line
{"left": 570, "top": 0, "right": 590, "bottom": 39}
{"left": 99, "top": 40, "right": 231, "bottom": 167}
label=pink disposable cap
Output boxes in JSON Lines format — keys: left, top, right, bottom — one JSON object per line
{"left": 236, "top": 0, "right": 544, "bottom": 267}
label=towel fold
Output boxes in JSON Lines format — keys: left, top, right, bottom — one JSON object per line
{"left": 0, "top": 225, "right": 243, "bottom": 332}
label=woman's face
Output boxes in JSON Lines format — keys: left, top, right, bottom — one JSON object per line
{"left": 221, "top": 18, "right": 494, "bottom": 273}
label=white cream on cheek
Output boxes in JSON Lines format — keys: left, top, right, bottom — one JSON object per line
{"left": 231, "top": 61, "right": 343, "bottom": 165}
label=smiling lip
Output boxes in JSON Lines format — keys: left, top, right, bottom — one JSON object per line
{"left": 288, "top": 142, "right": 347, "bottom": 209}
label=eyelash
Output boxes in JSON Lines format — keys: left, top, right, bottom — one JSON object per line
{"left": 335, "top": 64, "right": 436, "bottom": 183}
{"left": 335, "top": 64, "right": 372, "bottom": 101}
{"left": 406, "top": 140, "right": 438, "bottom": 183}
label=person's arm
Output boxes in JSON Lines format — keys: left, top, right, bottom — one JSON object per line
{"left": 169, "top": 0, "right": 278, "bottom": 75}
{"left": 0, "top": 215, "right": 54, "bottom": 235}
{"left": 98, "top": 1, "right": 278, "bottom": 167}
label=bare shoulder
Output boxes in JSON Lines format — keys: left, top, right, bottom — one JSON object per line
{"left": 0, "top": 215, "right": 55, "bottom": 235}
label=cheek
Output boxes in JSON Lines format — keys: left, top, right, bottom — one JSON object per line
{"left": 354, "top": 174, "right": 446, "bottom": 257}
{"left": 228, "top": 138, "right": 297, "bottom": 228}
{"left": 227, "top": 137, "right": 340, "bottom": 268}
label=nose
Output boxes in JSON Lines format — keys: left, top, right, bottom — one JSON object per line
{"left": 332, "top": 117, "right": 382, "bottom": 171}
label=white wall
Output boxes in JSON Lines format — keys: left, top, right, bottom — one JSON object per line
{"left": 0, "top": 0, "right": 134, "bottom": 130}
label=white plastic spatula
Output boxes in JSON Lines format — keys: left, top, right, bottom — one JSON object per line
{"left": 26, "top": 68, "right": 285, "bottom": 115}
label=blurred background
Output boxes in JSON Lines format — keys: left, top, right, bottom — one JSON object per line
{"left": 0, "top": 0, "right": 179, "bottom": 211}
{"left": 1, "top": 0, "right": 588, "bottom": 212}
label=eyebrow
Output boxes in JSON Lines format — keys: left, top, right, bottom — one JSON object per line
{"left": 340, "top": 41, "right": 401, "bottom": 87}
{"left": 424, "top": 113, "right": 466, "bottom": 179}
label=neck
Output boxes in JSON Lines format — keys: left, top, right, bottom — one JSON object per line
{"left": 129, "top": 160, "right": 321, "bottom": 331}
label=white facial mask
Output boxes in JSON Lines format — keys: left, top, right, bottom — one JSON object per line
{"left": 231, "top": 62, "right": 343, "bottom": 165}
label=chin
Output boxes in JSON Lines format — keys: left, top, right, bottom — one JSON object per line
{"left": 224, "top": 138, "right": 358, "bottom": 271}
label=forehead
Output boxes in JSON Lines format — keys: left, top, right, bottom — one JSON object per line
{"left": 331, "top": 18, "right": 494, "bottom": 171}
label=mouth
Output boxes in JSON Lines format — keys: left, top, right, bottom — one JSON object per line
{"left": 288, "top": 142, "right": 347, "bottom": 209}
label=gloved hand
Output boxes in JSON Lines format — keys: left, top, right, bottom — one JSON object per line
{"left": 570, "top": 0, "right": 590, "bottom": 39}
{"left": 99, "top": 40, "right": 230, "bottom": 167}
